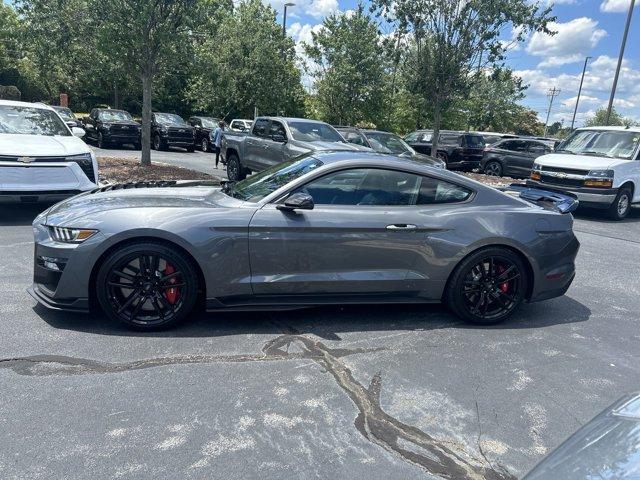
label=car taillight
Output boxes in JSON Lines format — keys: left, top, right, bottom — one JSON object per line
{"left": 530, "top": 171, "right": 541, "bottom": 181}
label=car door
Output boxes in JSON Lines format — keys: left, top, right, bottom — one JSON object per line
{"left": 521, "top": 142, "right": 550, "bottom": 177}
{"left": 245, "top": 118, "right": 270, "bottom": 169}
{"left": 261, "top": 120, "right": 287, "bottom": 167}
{"left": 248, "top": 167, "right": 470, "bottom": 297}
{"left": 508, "top": 141, "right": 539, "bottom": 177}
{"left": 497, "top": 140, "right": 526, "bottom": 176}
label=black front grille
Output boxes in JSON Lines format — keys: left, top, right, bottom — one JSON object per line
{"left": 541, "top": 166, "right": 589, "bottom": 175}
{"left": 539, "top": 175, "right": 584, "bottom": 187}
{"left": 0, "top": 155, "right": 95, "bottom": 183}
{"left": 168, "top": 128, "right": 194, "bottom": 141}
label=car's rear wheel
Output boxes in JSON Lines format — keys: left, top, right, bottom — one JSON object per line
{"left": 201, "top": 138, "right": 209, "bottom": 152}
{"left": 96, "top": 242, "right": 199, "bottom": 330}
{"left": 445, "top": 247, "right": 527, "bottom": 325}
{"left": 607, "top": 187, "right": 632, "bottom": 220}
{"left": 226, "top": 153, "right": 246, "bottom": 181}
{"left": 484, "top": 161, "right": 503, "bottom": 177}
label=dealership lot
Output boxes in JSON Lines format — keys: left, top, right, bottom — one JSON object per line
{"left": 1, "top": 204, "right": 639, "bottom": 479}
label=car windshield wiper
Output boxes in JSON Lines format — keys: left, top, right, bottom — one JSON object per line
{"left": 554, "top": 149, "right": 575, "bottom": 154}
{"left": 580, "top": 150, "right": 613, "bottom": 158}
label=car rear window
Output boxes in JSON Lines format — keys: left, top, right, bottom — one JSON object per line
{"left": 464, "top": 135, "right": 485, "bottom": 148}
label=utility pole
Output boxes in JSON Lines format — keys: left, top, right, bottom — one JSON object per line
{"left": 606, "top": 0, "right": 635, "bottom": 125}
{"left": 281, "top": 2, "right": 295, "bottom": 55}
{"left": 544, "top": 87, "right": 561, "bottom": 136}
{"left": 571, "top": 56, "right": 591, "bottom": 130}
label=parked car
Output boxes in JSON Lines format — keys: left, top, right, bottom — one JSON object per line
{"left": 528, "top": 126, "right": 640, "bottom": 220}
{"left": 335, "top": 126, "right": 445, "bottom": 168}
{"left": 475, "top": 131, "right": 518, "bottom": 147}
{"left": 151, "top": 113, "right": 195, "bottom": 152}
{"left": 222, "top": 116, "right": 363, "bottom": 181}
{"left": 523, "top": 391, "right": 640, "bottom": 479}
{"left": 82, "top": 108, "right": 141, "bottom": 149}
{"left": 404, "top": 130, "right": 485, "bottom": 171}
{"left": 29, "top": 150, "right": 579, "bottom": 330}
{"left": 229, "top": 119, "right": 253, "bottom": 132}
{"left": 52, "top": 106, "right": 81, "bottom": 129}
{"left": 188, "top": 116, "right": 219, "bottom": 152}
{"left": 0, "top": 100, "right": 98, "bottom": 203}
{"left": 481, "top": 138, "right": 554, "bottom": 178}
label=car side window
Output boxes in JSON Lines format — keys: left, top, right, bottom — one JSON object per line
{"left": 528, "top": 142, "right": 547, "bottom": 154}
{"left": 253, "top": 119, "right": 270, "bottom": 137}
{"left": 417, "top": 177, "right": 472, "bottom": 204}
{"left": 499, "top": 140, "right": 516, "bottom": 151}
{"left": 344, "top": 131, "right": 366, "bottom": 146}
{"left": 405, "top": 132, "right": 419, "bottom": 143}
{"left": 294, "top": 168, "right": 422, "bottom": 206}
{"left": 419, "top": 132, "right": 433, "bottom": 142}
{"left": 269, "top": 121, "right": 286, "bottom": 138}
{"left": 440, "top": 134, "right": 461, "bottom": 146}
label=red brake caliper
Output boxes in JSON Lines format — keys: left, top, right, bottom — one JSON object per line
{"left": 498, "top": 265, "right": 509, "bottom": 293}
{"left": 164, "top": 263, "right": 179, "bottom": 305}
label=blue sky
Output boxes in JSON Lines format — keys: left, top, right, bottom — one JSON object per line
{"left": 274, "top": 0, "right": 640, "bottom": 126}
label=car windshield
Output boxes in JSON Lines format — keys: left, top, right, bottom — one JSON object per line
{"left": 558, "top": 129, "right": 640, "bottom": 160}
{"left": 53, "top": 107, "right": 75, "bottom": 120}
{"left": 0, "top": 105, "right": 70, "bottom": 136}
{"left": 200, "top": 118, "right": 217, "bottom": 129}
{"left": 155, "top": 113, "right": 187, "bottom": 126}
{"left": 288, "top": 121, "right": 344, "bottom": 143}
{"left": 226, "top": 156, "right": 324, "bottom": 202}
{"left": 364, "top": 132, "right": 413, "bottom": 154}
{"left": 99, "top": 110, "right": 133, "bottom": 121}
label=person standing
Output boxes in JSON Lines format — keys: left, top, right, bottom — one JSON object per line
{"left": 211, "top": 120, "right": 225, "bottom": 169}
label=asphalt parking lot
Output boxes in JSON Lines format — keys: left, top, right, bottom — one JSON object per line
{"left": 90, "top": 145, "right": 227, "bottom": 178}
{"left": 1, "top": 203, "right": 639, "bottom": 480}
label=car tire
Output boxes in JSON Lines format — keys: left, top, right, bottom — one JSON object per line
{"left": 607, "top": 187, "right": 632, "bottom": 220}
{"left": 134, "top": 142, "right": 141, "bottom": 150}
{"left": 186, "top": 145, "right": 195, "bottom": 153}
{"left": 226, "top": 153, "right": 246, "bottom": 181}
{"left": 97, "top": 132, "right": 108, "bottom": 149}
{"left": 484, "top": 161, "right": 503, "bottom": 177}
{"left": 444, "top": 247, "right": 528, "bottom": 325}
{"left": 96, "top": 242, "right": 199, "bottom": 331}
{"left": 436, "top": 152, "right": 448, "bottom": 164}
{"left": 153, "top": 134, "right": 165, "bottom": 151}
{"left": 201, "top": 138, "right": 209, "bottom": 152}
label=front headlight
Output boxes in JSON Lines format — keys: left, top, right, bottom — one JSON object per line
{"left": 49, "top": 226, "right": 98, "bottom": 243}
{"left": 65, "top": 152, "right": 92, "bottom": 164}
{"left": 585, "top": 169, "right": 614, "bottom": 188}
{"left": 102, "top": 124, "right": 111, "bottom": 130}
{"left": 587, "top": 169, "right": 614, "bottom": 178}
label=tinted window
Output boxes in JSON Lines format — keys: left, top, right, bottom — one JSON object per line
{"left": 527, "top": 142, "right": 548, "bottom": 154}
{"left": 0, "top": 105, "right": 70, "bottom": 136}
{"left": 364, "top": 132, "right": 413, "bottom": 154}
{"left": 288, "top": 121, "right": 344, "bottom": 143}
{"left": 342, "top": 131, "right": 367, "bottom": 146}
{"left": 497, "top": 140, "right": 518, "bottom": 151}
{"left": 464, "top": 135, "right": 484, "bottom": 148}
{"left": 296, "top": 168, "right": 421, "bottom": 206}
{"left": 269, "top": 121, "right": 286, "bottom": 138}
{"left": 404, "top": 132, "right": 419, "bottom": 142}
{"left": 419, "top": 132, "right": 433, "bottom": 142}
{"left": 417, "top": 177, "right": 472, "bottom": 204}
{"left": 440, "top": 134, "right": 461, "bottom": 146}
{"left": 252, "top": 119, "right": 270, "bottom": 137}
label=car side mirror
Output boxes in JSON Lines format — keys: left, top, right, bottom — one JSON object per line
{"left": 277, "top": 192, "right": 314, "bottom": 212}
{"left": 71, "top": 127, "right": 86, "bottom": 138}
{"left": 272, "top": 133, "right": 286, "bottom": 143}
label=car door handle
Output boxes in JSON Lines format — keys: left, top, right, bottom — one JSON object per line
{"left": 386, "top": 224, "right": 417, "bottom": 230}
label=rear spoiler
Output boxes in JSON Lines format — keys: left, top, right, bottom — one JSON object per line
{"left": 500, "top": 183, "right": 579, "bottom": 214}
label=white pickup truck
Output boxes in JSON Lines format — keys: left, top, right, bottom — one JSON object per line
{"left": 527, "top": 126, "right": 640, "bottom": 220}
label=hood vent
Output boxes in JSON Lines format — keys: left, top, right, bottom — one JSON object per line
{"left": 91, "top": 181, "right": 178, "bottom": 193}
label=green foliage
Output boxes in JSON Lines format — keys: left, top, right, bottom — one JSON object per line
{"left": 304, "top": 5, "right": 388, "bottom": 126}
{"left": 187, "top": 0, "right": 305, "bottom": 119}
{"left": 585, "top": 107, "right": 638, "bottom": 127}
{"left": 0, "top": 85, "right": 22, "bottom": 100}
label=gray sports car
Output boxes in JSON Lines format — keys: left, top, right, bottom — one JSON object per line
{"left": 29, "top": 151, "right": 580, "bottom": 330}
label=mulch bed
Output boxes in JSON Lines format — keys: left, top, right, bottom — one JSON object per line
{"left": 98, "top": 157, "right": 217, "bottom": 184}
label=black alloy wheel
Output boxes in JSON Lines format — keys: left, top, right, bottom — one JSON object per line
{"left": 226, "top": 153, "right": 246, "bottom": 181}
{"left": 445, "top": 248, "right": 526, "bottom": 324}
{"left": 484, "top": 161, "right": 503, "bottom": 177}
{"left": 96, "top": 242, "right": 199, "bottom": 330}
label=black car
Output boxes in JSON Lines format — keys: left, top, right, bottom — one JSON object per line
{"left": 151, "top": 113, "right": 195, "bottom": 152}
{"left": 481, "top": 138, "right": 553, "bottom": 178}
{"left": 82, "top": 108, "right": 141, "bottom": 149}
{"left": 188, "top": 116, "right": 220, "bottom": 152}
{"left": 404, "top": 130, "right": 485, "bottom": 171}
{"left": 52, "top": 106, "right": 81, "bottom": 129}
{"left": 334, "top": 126, "right": 446, "bottom": 168}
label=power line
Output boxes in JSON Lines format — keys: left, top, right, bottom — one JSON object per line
{"left": 544, "top": 87, "right": 561, "bottom": 136}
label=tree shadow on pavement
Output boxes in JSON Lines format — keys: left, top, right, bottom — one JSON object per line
{"left": 34, "top": 294, "right": 591, "bottom": 340}
{"left": 574, "top": 205, "right": 640, "bottom": 223}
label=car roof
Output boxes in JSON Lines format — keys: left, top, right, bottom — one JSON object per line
{"left": 261, "top": 117, "right": 328, "bottom": 125}
{"left": 361, "top": 129, "right": 398, "bottom": 135}
{"left": 576, "top": 126, "right": 640, "bottom": 133}
{"left": 0, "top": 99, "right": 55, "bottom": 110}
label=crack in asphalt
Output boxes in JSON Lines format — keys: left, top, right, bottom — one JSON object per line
{"left": 0, "top": 334, "right": 514, "bottom": 480}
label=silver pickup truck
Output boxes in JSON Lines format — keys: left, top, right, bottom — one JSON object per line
{"left": 221, "top": 116, "right": 365, "bottom": 181}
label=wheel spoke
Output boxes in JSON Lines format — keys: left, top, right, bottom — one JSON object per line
{"left": 151, "top": 297, "right": 164, "bottom": 320}
{"left": 155, "top": 290, "right": 175, "bottom": 314}
{"left": 130, "top": 294, "right": 146, "bottom": 320}
{"left": 117, "top": 289, "right": 141, "bottom": 314}
{"left": 501, "top": 273, "right": 520, "bottom": 284}
{"left": 159, "top": 282, "right": 185, "bottom": 289}
{"left": 160, "top": 270, "right": 182, "bottom": 283}
{"left": 496, "top": 265, "right": 515, "bottom": 281}
{"left": 108, "top": 281, "right": 135, "bottom": 289}
{"left": 112, "top": 270, "right": 136, "bottom": 282}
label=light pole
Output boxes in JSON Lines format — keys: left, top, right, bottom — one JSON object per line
{"left": 282, "top": 2, "right": 295, "bottom": 42}
{"left": 605, "top": 0, "right": 635, "bottom": 125}
{"left": 570, "top": 56, "right": 591, "bottom": 130}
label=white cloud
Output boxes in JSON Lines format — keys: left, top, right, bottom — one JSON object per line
{"left": 600, "top": 0, "right": 637, "bottom": 12}
{"left": 526, "top": 17, "right": 607, "bottom": 67}
{"left": 305, "top": 0, "right": 338, "bottom": 18}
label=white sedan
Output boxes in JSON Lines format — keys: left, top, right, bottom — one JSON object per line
{"left": 0, "top": 100, "right": 98, "bottom": 203}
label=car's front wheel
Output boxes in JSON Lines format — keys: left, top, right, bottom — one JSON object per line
{"left": 201, "top": 138, "right": 209, "bottom": 152}
{"left": 226, "top": 153, "right": 246, "bottom": 181}
{"left": 484, "top": 161, "right": 503, "bottom": 177}
{"left": 445, "top": 247, "right": 527, "bottom": 325}
{"left": 96, "top": 242, "right": 199, "bottom": 330}
{"left": 607, "top": 187, "right": 632, "bottom": 220}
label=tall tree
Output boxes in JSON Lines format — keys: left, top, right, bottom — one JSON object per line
{"left": 97, "top": 0, "right": 195, "bottom": 165}
{"left": 304, "top": 5, "right": 388, "bottom": 126}
{"left": 585, "top": 107, "right": 637, "bottom": 127}
{"left": 371, "top": 0, "right": 553, "bottom": 155}
{"left": 187, "top": 0, "right": 305, "bottom": 120}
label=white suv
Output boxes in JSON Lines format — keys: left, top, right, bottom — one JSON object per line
{"left": 528, "top": 126, "right": 640, "bottom": 220}
{"left": 0, "top": 100, "right": 98, "bottom": 203}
